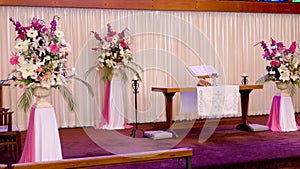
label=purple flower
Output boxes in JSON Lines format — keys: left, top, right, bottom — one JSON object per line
{"left": 106, "top": 24, "right": 116, "bottom": 37}
{"left": 118, "top": 29, "right": 126, "bottom": 39}
{"left": 31, "top": 17, "right": 44, "bottom": 31}
{"left": 93, "top": 32, "right": 102, "bottom": 41}
{"left": 50, "top": 20, "right": 57, "bottom": 32}
{"left": 277, "top": 42, "right": 284, "bottom": 49}
{"left": 105, "top": 36, "right": 113, "bottom": 42}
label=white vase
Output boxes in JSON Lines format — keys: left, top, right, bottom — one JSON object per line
{"left": 33, "top": 86, "right": 52, "bottom": 107}
{"left": 275, "top": 81, "right": 290, "bottom": 96}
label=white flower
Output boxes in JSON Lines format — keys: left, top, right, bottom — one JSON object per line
{"left": 55, "top": 74, "right": 66, "bottom": 86}
{"left": 125, "top": 49, "right": 131, "bottom": 55}
{"left": 275, "top": 52, "right": 281, "bottom": 57}
{"left": 119, "top": 50, "right": 124, "bottom": 56}
{"left": 99, "top": 63, "right": 104, "bottom": 68}
{"left": 270, "top": 45, "right": 277, "bottom": 50}
{"left": 112, "top": 36, "right": 118, "bottom": 43}
{"left": 291, "top": 74, "right": 299, "bottom": 81}
{"left": 32, "top": 37, "right": 42, "bottom": 49}
{"left": 52, "top": 61, "right": 58, "bottom": 68}
{"left": 18, "top": 56, "right": 25, "bottom": 63}
{"left": 122, "top": 57, "right": 129, "bottom": 64}
{"left": 30, "top": 72, "right": 38, "bottom": 80}
{"left": 279, "top": 71, "right": 290, "bottom": 82}
{"left": 113, "top": 53, "right": 117, "bottom": 59}
{"left": 26, "top": 29, "right": 38, "bottom": 38}
{"left": 15, "top": 41, "right": 28, "bottom": 51}
{"left": 55, "top": 30, "right": 64, "bottom": 38}
{"left": 60, "top": 44, "right": 71, "bottom": 54}
{"left": 49, "top": 75, "right": 57, "bottom": 86}
{"left": 106, "top": 59, "right": 115, "bottom": 68}
{"left": 18, "top": 62, "right": 38, "bottom": 79}
{"left": 38, "top": 46, "right": 47, "bottom": 56}
{"left": 293, "top": 60, "right": 299, "bottom": 68}
{"left": 102, "top": 42, "right": 110, "bottom": 49}
{"left": 61, "top": 58, "right": 68, "bottom": 63}
{"left": 45, "top": 55, "right": 51, "bottom": 61}
{"left": 35, "top": 61, "right": 43, "bottom": 67}
{"left": 97, "top": 58, "right": 105, "bottom": 63}
{"left": 278, "top": 64, "right": 288, "bottom": 73}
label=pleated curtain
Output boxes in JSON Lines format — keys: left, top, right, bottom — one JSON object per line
{"left": 0, "top": 6, "right": 299, "bottom": 130}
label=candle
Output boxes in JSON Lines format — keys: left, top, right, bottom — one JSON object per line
{"left": 133, "top": 75, "right": 138, "bottom": 80}
{"left": 242, "top": 73, "right": 248, "bottom": 77}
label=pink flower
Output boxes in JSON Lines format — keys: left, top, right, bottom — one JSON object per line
{"left": 289, "top": 41, "right": 296, "bottom": 53}
{"left": 270, "top": 60, "right": 279, "bottom": 67}
{"left": 37, "top": 66, "right": 44, "bottom": 73}
{"left": 18, "top": 83, "right": 24, "bottom": 88}
{"left": 50, "top": 43, "right": 59, "bottom": 54}
{"left": 120, "top": 40, "right": 126, "bottom": 48}
{"left": 10, "top": 55, "right": 19, "bottom": 65}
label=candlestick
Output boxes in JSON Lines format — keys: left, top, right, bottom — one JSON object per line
{"left": 241, "top": 73, "right": 248, "bottom": 85}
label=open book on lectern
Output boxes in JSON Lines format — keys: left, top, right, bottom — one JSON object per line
{"left": 186, "top": 65, "right": 219, "bottom": 79}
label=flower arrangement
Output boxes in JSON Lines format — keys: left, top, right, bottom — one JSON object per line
{"left": 86, "top": 24, "right": 142, "bottom": 82}
{"left": 9, "top": 16, "right": 93, "bottom": 112}
{"left": 256, "top": 38, "right": 300, "bottom": 94}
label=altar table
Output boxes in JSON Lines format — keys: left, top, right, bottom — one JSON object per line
{"left": 152, "top": 85, "right": 263, "bottom": 130}
{"left": 267, "top": 94, "right": 300, "bottom": 132}
{"left": 19, "top": 106, "right": 62, "bottom": 163}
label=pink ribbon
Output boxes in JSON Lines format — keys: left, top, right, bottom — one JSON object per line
{"left": 18, "top": 107, "right": 36, "bottom": 163}
{"left": 94, "top": 80, "right": 111, "bottom": 129}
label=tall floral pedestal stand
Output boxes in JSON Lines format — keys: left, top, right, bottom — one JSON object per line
{"left": 267, "top": 82, "right": 300, "bottom": 132}
{"left": 19, "top": 87, "right": 62, "bottom": 163}
{"left": 94, "top": 74, "right": 132, "bottom": 130}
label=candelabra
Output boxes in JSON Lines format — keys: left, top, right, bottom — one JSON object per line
{"left": 241, "top": 73, "right": 248, "bottom": 85}
{"left": 130, "top": 78, "right": 144, "bottom": 138}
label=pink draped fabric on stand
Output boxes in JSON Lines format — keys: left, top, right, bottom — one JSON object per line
{"left": 267, "top": 94, "right": 300, "bottom": 132}
{"left": 94, "top": 80, "right": 111, "bottom": 127}
{"left": 94, "top": 76, "right": 132, "bottom": 130}
{"left": 18, "top": 107, "right": 36, "bottom": 162}
{"left": 18, "top": 106, "right": 62, "bottom": 163}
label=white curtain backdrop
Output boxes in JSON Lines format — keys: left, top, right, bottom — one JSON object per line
{"left": 1, "top": 6, "right": 299, "bottom": 130}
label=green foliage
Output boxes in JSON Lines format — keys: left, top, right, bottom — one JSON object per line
{"left": 58, "top": 85, "right": 76, "bottom": 111}
{"left": 18, "top": 88, "right": 34, "bottom": 112}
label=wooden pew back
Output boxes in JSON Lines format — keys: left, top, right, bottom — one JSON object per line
{"left": 12, "top": 148, "right": 192, "bottom": 169}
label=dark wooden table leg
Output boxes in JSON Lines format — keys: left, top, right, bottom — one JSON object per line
{"left": 236, "top": 89, "right": 253, "bottom": 131}
{"left": 162, "top": 92, "right": 176, "bottom": 130}
{"left": 186, "top": 156, "right": 192, "bottom": 169}
{"left": 0, "top": 86, "right": 3, "bottom": 108}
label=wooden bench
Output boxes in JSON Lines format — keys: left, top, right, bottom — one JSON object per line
{"left": 11, "top": 147, "right": 192, "bottom": 169}
{"left": 0, "top": 164, "right": 7, "bottom": 169}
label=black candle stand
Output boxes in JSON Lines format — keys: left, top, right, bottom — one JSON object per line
{"left": 130, "top": 79, "right": 144, "bottom": 138}
{"left": 241, "top": 75, "right": 248, "bottom": 85}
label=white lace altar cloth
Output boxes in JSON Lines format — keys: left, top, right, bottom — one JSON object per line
{"left": 180, "top": 85, "right": 239, "bottom": 118}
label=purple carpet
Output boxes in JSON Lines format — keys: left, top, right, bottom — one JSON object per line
{"left": 1, "top": 115, "right": 300, "bottom": 169}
